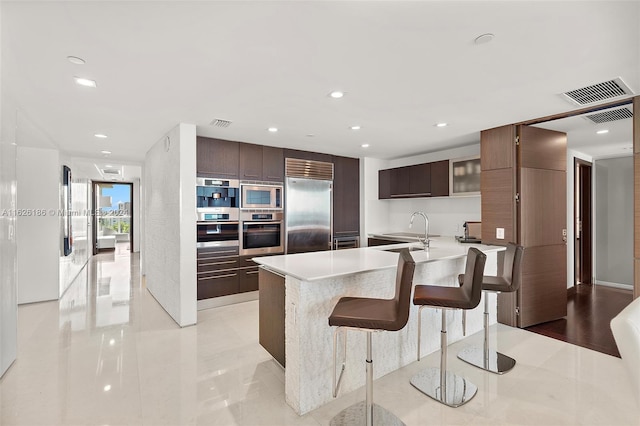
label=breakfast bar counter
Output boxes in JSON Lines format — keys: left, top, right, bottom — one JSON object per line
{"left": 253, "top": 237, "right": 504, "bottom": 415}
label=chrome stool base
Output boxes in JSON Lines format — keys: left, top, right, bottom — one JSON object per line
{"left": 457, "top": 346, "right": 516, "bottom": 374}
{"left": 410, "top": 367, "right": 478, "bottom": 408}
{"left": 330, "top": 401, "right": 405, "bottom": 426}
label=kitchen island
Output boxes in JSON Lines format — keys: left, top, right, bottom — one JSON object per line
{"left": 253, "top": 237, "right": 504, "bottom": 415}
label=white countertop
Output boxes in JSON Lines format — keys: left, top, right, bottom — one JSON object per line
{"left": 253, "top": 237, "right": 504, "bottom": 281}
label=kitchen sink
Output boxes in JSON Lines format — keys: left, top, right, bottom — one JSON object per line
{"left": 383, "top": 246, "right": 426, "bottom": 253}
{"left": 382, "top": 232, "right": 440, "bottom": 238}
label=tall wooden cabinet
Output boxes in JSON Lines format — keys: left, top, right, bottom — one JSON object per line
{"left": 481, "top": 124, "right": 567, "bottom": 327}
{"left": 332, "top": 155, "right": 360, "bottom": 237}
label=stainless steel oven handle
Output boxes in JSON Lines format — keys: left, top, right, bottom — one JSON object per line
{"left": 242, "top": 221, "right": 282, "bottom": 226}
{"left": 197, "top": 221, "right": 240, "bottom": 225}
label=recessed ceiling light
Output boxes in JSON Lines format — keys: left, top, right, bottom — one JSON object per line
{"left": 596, "top": 129, "right": 609, "bottom": 134}
{"left": 94, "top": 133, "right": 108, "bottom": 139}
{"left": 100, "top": 150, "right": 111, "bottom": 155}
{"left": 474, "top": 33, "right": 495, "bottom": 45}
{"left": 350, "top": 125, "right": 361, "bottom": 130}
{"left": 268, "top": 127, "right": 278, "bottom": 133}
{"left": 330, "top": 91, "right": 345, "bottom": 99}
{"left": 67, "top": 56, "right": 85, "bottom": 65}
{"left": 105, "top": 164, "right": 113, "bottom": 168}
{"left": 74, "top": 77, "right": 96, "bottom": 88}
{"left": 103, "top": 385, "right": 111, "bottom": 392}
{"left": 361, "top": 144, "right": 370, "bottom": 148}
{"left": 435, "top": 122, "right": 448, "bottom": 127}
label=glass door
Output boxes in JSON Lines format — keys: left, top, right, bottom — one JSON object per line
{"left": 93, "top": 182, "right": 133, "bottom": 255}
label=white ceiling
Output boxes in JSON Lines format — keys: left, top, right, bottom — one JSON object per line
{"left": 2, "top": 1, "right": 638, "bottom": 172}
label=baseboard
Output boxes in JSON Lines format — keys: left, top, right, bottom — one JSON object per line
{"left": 594, "top": 280, "right": 634, "bottom": 290}
{"left": 197, "top": 291, "right": 258, "bottom": 310}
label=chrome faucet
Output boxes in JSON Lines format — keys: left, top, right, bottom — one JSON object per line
{"left": 409, "top": 211, "right": 430, "bottom": 250}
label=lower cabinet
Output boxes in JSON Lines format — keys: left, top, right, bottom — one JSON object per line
{"left": 196, "top": 247, "right": 272, "bottom": 300}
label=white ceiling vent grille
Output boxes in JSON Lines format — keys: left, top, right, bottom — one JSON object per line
{"left": 102, "top": 169, "right": 120, "bottom": 175}
{"left": 285, "top": 158, "right": 334, "bottom": 180}
{"left": 562, "top": 77, "right": 634, "bottom": 106}
{"left": 584, "top": 107, "right": 633, "bottom": 124}
{"left": 210, "top": 118, "right": 232, "bottom": 128}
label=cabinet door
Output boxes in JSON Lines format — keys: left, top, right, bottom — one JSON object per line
{"left": 390, "top": 166, "right": 410, "bottom": 197}
{"left": 284, "top": 148, "right": 332, "bottom": 164}
{"left": 263, "top": 146, "right": 284, "bottom": 182}
{"left": 196, "top": 137, "right": 239, "bottom": 178}
{"left": 239, "top": 143, "right": 263, "bottom": 180}
{"left": 332, "top": 156, "right": 360, "bottom": 236}
{"left": 430, "top": 160, "right": 450, "bottom": 197}
{"left": 409, "top": 163, "right": 431, "bottom": 196}
{"left": 197, "top": 271, "right": 239, "bottom": 299}
{"left": 378, "top": 169, "right": 391, "bottom": 199}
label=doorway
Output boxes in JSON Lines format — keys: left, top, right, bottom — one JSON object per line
{"left": 93, "top": 182, "right": 133, "bottom": 255}
{"left": 574, "top": 158, "right": 592, "bottom": 286}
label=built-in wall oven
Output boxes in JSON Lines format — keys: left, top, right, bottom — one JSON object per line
{"left": 240, "top": 211, "right": 284, "bottom": 256}
{"left": 196, "top": 177, "right": 240, "bottom": 248}
{"left": 240, "top": 183, "right": 283, "bottom": 210}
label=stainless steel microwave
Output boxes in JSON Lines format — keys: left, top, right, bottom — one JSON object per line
{"left": 240, "top": 184, "right": 283, "bottom": 210}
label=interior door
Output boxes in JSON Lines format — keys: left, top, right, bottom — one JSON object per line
{"left": 575, "top": 159, "right": 592, "bottom": 285}
{"left": 517, "top": 125, "right": 568, "bottom": 327}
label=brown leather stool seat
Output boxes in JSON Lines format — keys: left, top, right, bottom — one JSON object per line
{"left": 410, "top": 247, "right": 486, "bottom": 408}
{"left": 329, "top": 249, "right": 415, "bottom": 426}
{"left": 457, "top": 242, "right": 524, "bottom": 374}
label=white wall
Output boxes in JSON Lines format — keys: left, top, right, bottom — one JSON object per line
{"left": 0, "top": 0, "right": 19, "bottom": 375}
{"left": 144, "top": 123, "right": 197, "bottom": 327}
{"left": 363, "top": 144, "right": 481, "bottom": 240}
{"left": 566, "top": 149, "right": 593, "bottom": 289}
{"left": 132, "top": 177, "right": 141, "bottom": 253}
{"left": 16, "top": 146, "right": 60, "bottom": 303}
{"left": 594, "top": 156, "right": 633, "bottom": 287}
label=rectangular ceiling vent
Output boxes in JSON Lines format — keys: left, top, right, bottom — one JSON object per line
{"left": 562, "top": 77, "right": 634, "bottom": 106}
{"left": 102, "top": 169, "right": 121, "bottom": 175}
{"left": 583, "top": 107, "right": 633, "bottom": 124}
{"left": 210, "top": 118, "right": 232, "bottom": 128}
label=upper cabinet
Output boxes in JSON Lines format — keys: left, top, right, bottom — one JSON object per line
{"left": 262, "top": 146, "right": 284, "bottom": 182}
{"left": 378, "top": 160, "right": 449, "bottom": 199}
{"left": 449, "top": 156, "right": 481, "bottom": 196}
{"left": 198, "top": 138, "right": 284, "bottom": 182}
{"left": 332, "top": 155, "right": 360, "bottom": 236}
{"left": 283, "top": 149, "right": 332, "bottom": 164}
{"left": 197, "top": 137, "right": 239, "bottom": 178}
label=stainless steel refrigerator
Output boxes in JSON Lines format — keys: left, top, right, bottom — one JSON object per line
{"left": 285, "top": 177, "right": 332, "bottom": 254}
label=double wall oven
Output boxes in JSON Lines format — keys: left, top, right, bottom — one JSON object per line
{"left": 196, "top": 178, "right": 240, "bottom": 248}
{"left": 196, "top": 177, "right": 284, "bottom": 260}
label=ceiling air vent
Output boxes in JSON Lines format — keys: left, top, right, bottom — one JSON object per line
{"left": 584, "top": 107, "right": 633, "bottom": 124}
{"left": 102, "top": 169, "right": 120, "bottom": 175}
{"left": 210, "top": 118, "right": 232, "bottom": 128}
{"left": 561, "top": 77, "right": 634, "bottom": 106}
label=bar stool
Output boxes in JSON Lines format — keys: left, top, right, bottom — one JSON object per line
{"left": 457, "top": 242, "right": 524, "bottom": 374}
{"left": 329, "top": 249, "right": 416, "bottom": 426}
{"left": 410, "top": 247, "right": 486, "bottom": 408}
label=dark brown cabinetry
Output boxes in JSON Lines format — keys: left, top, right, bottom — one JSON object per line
{"left": 262, "top": 146, "right": 284, "bottom": 182}
{"left": 378, "top": 160, "right": 448, "bottom": 199}
{"left": 197, "top": 246, "right": 240, "bottom": 299}
{"left": 367, "top": 237, "right": 403, "bottom": 247}
{"left": 284, "top": 148, "right": 332, "bottom": 164}
{"left": 197, "top": 247, "right": 270, "bottom": 300}
{"left": 379, "top": 169, "right": 391, "bottom": 199}
{"left": 197, "top": 137, "right": 240, "bottom": 178}
{"left": 332, "top": 155, "right": 360, "bottom": 236}
{"left": 239, "top": 144, "right": 284, "bottom": 182}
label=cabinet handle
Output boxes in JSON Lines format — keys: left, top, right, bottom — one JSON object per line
{"left": 198, "top": 273, "right": 237, "bottom": 281}
{"left": 247, "top": 271, "right": 259, "bottom": 275}
{"left": 390, "top": 193, "right": 432, "bottom": 198}
{"left": 198, "top": 260, "right": 237, "bottom": 266}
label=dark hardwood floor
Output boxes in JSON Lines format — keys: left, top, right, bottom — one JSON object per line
{"left": 525, "top": 284, "right": 633, "bottom": 357}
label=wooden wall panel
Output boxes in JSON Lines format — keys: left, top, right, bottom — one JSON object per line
{"left": 259, "top": 269, "right": 285, "bottom": 367}
{"left": 519, "top": 126, "right": 567, "bottom": 171}
{"left": 520, "top": 168, "right": 567, "bottom": 247}
{"left": 481, "top": 125, "right": 515, "bottom": 171}
{"left": 481, "top": 168, "right": 515, "bottom": 245}
{"left": 518, "top": 244, "right": 568, "bottom": 327}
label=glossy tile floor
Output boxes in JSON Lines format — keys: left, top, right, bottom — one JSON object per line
{"left": 1, "top": 249, "right": 638, "bottom": 425}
